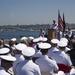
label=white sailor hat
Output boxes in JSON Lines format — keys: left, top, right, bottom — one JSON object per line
{"left": 11, "top": 38, "right": 16, "bottom": 41}
{"left": 15, "top": 43, "right": 27, "bottom": 51}
{"left": 42, "top": 37, "right": 47, "bottom": 42}
{"left": 58, "top": 41, "right": 67, "bottom": 47}
{"left": 0, "top": 48, "right": 10, "bottom": 54}
{"left": 51, "top": 39, "right": 59, "bottom": 44}
{"left": 33, "top": 38, "right": 39, "bottom": 43}
{"left": 60, "top": 38, "right": 68, "bottom": 43}
{"left": 38, "top": 43, "right": 51, "bottom": 49}
{"left": 21, "top": 36, "right": 28, "bottom": 40}
{"left": 38, "top": 37, "right": 47, "bottom": 42}
{"left": 38, "top": 37, "right": 43, "bottom": 41}
{"left": 0, "top": 55, "right": 16, "bottom": 61}
{"left": 22, "top": 47, "right": 35, "bottom": 57}
{"left": 28, "top": 36, "right": 34, "bottom": 40}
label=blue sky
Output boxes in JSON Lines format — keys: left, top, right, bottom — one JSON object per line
{"left": 0, "top": 0, "right": 75, "bottom": 25}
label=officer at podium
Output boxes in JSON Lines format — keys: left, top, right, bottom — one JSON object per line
{"left": 50, "top": 20, "right": 58, "bottom": 29}
{"left": 50, "top": 20, "right": 58, "bottom": 38}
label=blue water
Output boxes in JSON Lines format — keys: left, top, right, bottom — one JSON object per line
{"left": 0, "top": 30, "right": 75, "bottom": 40}
{"left": 0, "top": 30, "right": 40, "bottom": 40}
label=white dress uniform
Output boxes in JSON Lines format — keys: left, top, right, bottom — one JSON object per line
{"left": 48, "top": 50, "right": 72, "bottom": 75}
{"left": 48, "top": 47, "right": 59, "bottom": 58}
{"left": 48, "top": 38, "right": 59, "bottom": 58}
{"left": 13, "top": 43, "right": 27, "bottom": 69}
{"left": 50, "top": 23, "right": 58, "bottom": 38}
{"left": 16, "top": 47, "right": 41, "bottom": 75}
{"left": 13, "top": 54, "right": 25, "bottom": 69}
{"left": 50, "top": 23, "right": 58, "bottom": 30}
{"left": 35, "top": 55, "right": 59, "bottom": 75}
{"left": 49, "top": 50, "right": 72, "bottom": 66}
{"left": 56, "top": 41, "right": 72, "bottom": 66}
{"left": 16, "top": 60, "right": 41, "bottom": 75}
{"left": 0, "top": 55, "right": 16, "bottom": 75}
{"left": 0, "top": 66, "right": 10, "bottom": 75}
{"left": 33, "top": 50, "right": 42, "bottom": 58}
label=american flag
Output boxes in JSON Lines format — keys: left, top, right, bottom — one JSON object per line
{"left": 58, "top": 10, "right": 63, "bottom": 31}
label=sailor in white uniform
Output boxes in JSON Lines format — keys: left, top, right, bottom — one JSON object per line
{"left": 50, "top": 20, "right": 58, "bottom": 38}
{"left": 48, "top": 39, "right": 59, "bottom": 58}
{"left": 0, "top": 48, "right": 15, "bottom": 75}
{"left": 0, "top": 55, "right": 16, "bottom": 75}
{"left": 16, "top": 47, "right": 41, "bottom": 75}
{"left": 0, "top": 47, "right": 10, "bottom": 67}
{"left": 35, "top": 43, "right": 60, "bottom": 75}
{"left": 13, "top": 43, "right": 27, "bottom": 74}
{"left": 60, "top": 38, "right": 71, "bottom": 52}
{"left": 33, "top": 43, "right": 42, "bottom": 62}
{"left": 32, "top": 38, "right": 40, "bottom": 50}
{"left": 50, "top": 41, "right": 73, "bottom": 75}
{"left": 50, "top": 20, "right": 58, "bottom": 30}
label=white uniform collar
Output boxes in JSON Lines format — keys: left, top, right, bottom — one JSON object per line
{"left": 41, "top": 55, "right": 48, "bottom": 58}
{"left": 51, "top": 47, "right": 59, "bottom": 52}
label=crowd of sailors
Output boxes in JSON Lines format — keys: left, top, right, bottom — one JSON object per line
{"left": 0, "top": 30, "right": 75, "bottom": 75}
{"left": 0, "top": 20, "right": 75, "bottom": 75}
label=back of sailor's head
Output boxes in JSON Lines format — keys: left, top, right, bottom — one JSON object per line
{"left": 38, "top": 37, "right": 48, "bottom": 43}
{"left": 0, "top": 55, "right": 16, "bottom": 68}
{"left": 0, "top": 48, "right": 10, "bottom": 55}
{"left": 38, "top": 43, "right": 51, "bottom": 55}
{"left": 0, "top": 55, "right": 16, "bottom": 62}
{"left": 0, "top": 48, "right": 11, "bottom": 66}
{"left": 28, "top": 36, "right": 34, "bottom": 43}
{"left": 60, "top": 38, "right": 68, "bottom": 44}
{"left": 20, "top": 36, "right": 28, "bottom": 41}
{"left": 22, "top": 47, "right": 35, "bottom": 59}
{"left": 33, "top": 38, "right": 39, "bottom": 43}
{"left": 51, "top": 38, "right": 59, "bottom": 47}
{"left": 58, "top": 41, "right": 67, "bottom": 51}
{"left": 16, "top": 43, "right": 27, "bottom": 50}
{"left": 11, "top": 38, "right": 16, "bottom": 41}
{"left": 10, "top": 38, "right": 18, "bottom": 45}
{"left": 28, "top": 36, "right": 34, "bottom": 40}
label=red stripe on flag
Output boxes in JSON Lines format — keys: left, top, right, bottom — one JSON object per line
{"left": 58, "top": 10, "right": 63, "bottom": 30}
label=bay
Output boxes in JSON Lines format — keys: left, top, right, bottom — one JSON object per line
{"left": 0, "top": 30, "right": 75, "bottom": 40}
{"left": 0, "top": 30, "right": 40, "bottom": 40}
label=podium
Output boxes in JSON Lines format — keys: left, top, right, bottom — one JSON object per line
{"left": 48, "top": 29, "right": 55, "bottom": 41}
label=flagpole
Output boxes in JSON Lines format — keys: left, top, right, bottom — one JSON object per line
{"left": 63, "top": 13, "right": 66, "bottom": 33}
{"left": 58, "top": 10, "right": 60, "bottom": 40}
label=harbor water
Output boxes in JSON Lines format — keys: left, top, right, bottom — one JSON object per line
{"left": 0, "top": 30, "right": 40, "bottom": 40}
{"left": 0, "top": 30, "right": 75, "bottom": 40}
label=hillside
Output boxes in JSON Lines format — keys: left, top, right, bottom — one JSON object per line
{"left": 0, "top": 23, "right": 75, "bottom": 31}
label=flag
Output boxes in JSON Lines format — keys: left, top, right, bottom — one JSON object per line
{"left": 58, "top": 10, "right": 63, "bottom": 31}
{"left": 63, "top": 13, "right": 66, "bottom": 32}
